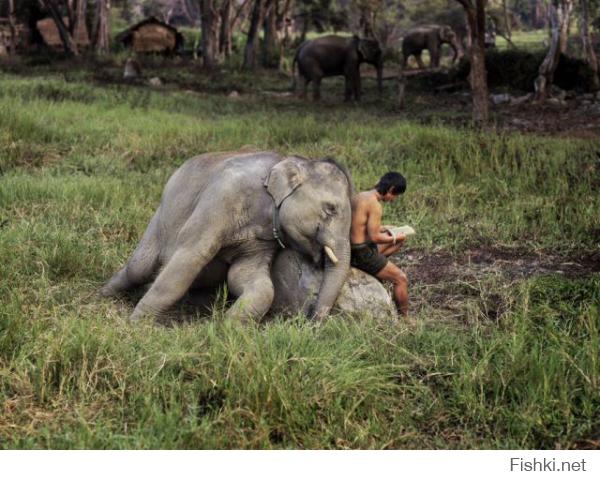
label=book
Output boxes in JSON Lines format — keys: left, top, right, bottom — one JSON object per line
{"left": 384, "top": 225, "right": 416, "bottom": 243}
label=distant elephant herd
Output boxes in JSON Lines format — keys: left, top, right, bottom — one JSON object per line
{"left": 292, "top": 24, "right": 464, "bottom": 102}
{"left": 102, "top": 151, "right": 397, "bottom": 323}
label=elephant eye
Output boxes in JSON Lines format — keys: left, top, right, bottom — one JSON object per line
{"left": 324, "top": 203, "right": 337, "bottom": 216}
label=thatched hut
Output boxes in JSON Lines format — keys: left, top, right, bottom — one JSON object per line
{"left": 35, "top": 17, "right": 90, "bottom": 50}
{"left": 116, "top": 17, "right": 184, "bottom": 54}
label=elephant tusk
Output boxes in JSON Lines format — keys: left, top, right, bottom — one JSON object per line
{"left": 323, "top": 246, "right": 339, "bottom": 264}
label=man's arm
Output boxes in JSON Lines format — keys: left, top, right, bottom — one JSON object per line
{"left": 366, "top": 203, "right": 396, "bottom": 244}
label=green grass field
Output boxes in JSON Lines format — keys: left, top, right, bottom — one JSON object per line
{"left": 0, "top": 66, "right": 599, "bottom": 448}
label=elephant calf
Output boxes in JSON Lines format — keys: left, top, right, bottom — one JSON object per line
{"left": 402, "top": 24, "right": 463, "bottom": 69}
{"left": 293, "top": 35, "right": 383, "bottom": 102}
{"left": 102, "top": 151, "right": 354, "bottom": 323}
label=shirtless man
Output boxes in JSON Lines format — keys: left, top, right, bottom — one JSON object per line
{"left": 350, "top": 172, "right": 409, "bottom": 316}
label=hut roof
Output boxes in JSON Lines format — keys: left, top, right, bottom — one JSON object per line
{"left": 116, "top": 16, "right": 184, "bottom": 50}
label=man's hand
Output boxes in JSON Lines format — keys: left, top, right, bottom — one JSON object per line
{"left": 393, "top": 233, "right": 406, "bottom": 246}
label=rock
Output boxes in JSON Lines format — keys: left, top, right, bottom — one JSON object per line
{"left": 270, "top": 250, "right": 396, "bottom": 322}
{"left": 546, "top": 97, "right": 566, "bottom": 107}
{"left": 228, "top": 90, "right": 240, "bottom": 99}
{"left": 581, "top": 93, "right": 595, "bottom": 101}
{"left": 510, "top": 118, "right": 531, "bottom": 128}
{"left": 490, "top": 93, "right": 510, "bottom": 105}
{"left": 148, "top": 77, "right": 162, "bottom": 87}
{"left": 0, "top": 44, "right": 7, "bottom": 57}
{"left": 581, "top": 99, "right": 592, "bottom": 106}
{"left": 596, "top": 91, "right": 600, "bottom": 102}
{"left": 510, "top": 94, "right": 531, "bottom": 106}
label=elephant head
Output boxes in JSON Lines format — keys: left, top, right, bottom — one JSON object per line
{"left": 439, "top": 25, "right": 464, "bottom": 63}
{"left": 265, "top": 156, "right": 354, "bottom": 320}
{"left": 355, "top": 36, "right": 384, "bottom": 93}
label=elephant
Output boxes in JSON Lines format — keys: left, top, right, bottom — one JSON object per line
{"left": 101, "top": 151, "right": 354, "bottom": 323}
{"left": 292, "top": 35, "right": 383, "bottom": 102}
{"left": 270, "top": 250, "right": 396, "bottom": 321}
{"left": 401, "top": 24, "right": 464, "bottom": 69}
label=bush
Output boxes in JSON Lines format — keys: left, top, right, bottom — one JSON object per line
{"left": 455, "top": 48, "right": 598, "bottom": 92}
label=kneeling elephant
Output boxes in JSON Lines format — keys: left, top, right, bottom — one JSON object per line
{"left": 102, "top": 151, "right": 354, "bottom": 322}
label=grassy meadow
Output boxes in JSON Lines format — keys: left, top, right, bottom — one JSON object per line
{"left": 0, "top": 66, "right": 599, "bottom": 448}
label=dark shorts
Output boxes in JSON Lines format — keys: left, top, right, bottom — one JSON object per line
{"left": 350, "top": 242, "right": 388, "bottom": 276}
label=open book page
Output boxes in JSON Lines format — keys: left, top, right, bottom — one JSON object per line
{"left": 384, "top": 225, "right": 416, "bottom": 239}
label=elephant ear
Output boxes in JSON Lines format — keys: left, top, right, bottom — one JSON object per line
{"left": 265, "top": 158, "right": 307, "bottom": 207}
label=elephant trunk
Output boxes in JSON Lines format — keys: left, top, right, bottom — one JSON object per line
{"left": 451, "top": 39, "right": 464, "bottom": 64}
{"left": 311, "top": 239, "right": 351, "bottom": 321}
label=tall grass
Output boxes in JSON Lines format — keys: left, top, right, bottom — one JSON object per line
{"left": 0, "top": 72, "right": 598, "bottom": 448}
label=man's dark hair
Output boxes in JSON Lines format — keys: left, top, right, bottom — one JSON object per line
{"left": 375, "top": 172, "right": 406, "bottom": 195}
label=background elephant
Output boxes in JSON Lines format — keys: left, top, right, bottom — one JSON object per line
{"left": 293, "top": 35, "right": 383, "bottom": 101}
{"left": 402, "top": 24, "right": 464, "bottom": 69}
{"left": 270, "top": 250, "right": 397, "bottom": 321}
{"left": 102, "top": 151, "right": 354, "bottom": 322}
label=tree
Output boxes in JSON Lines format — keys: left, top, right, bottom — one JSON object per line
{"left": 534, "top": 0, "right": 574, "bottom": 100}
{"left": 7, "top": 0, "right": 17, "bottom": 54}
{"left": 92, "top": 0, "right": 110, "bottom": 54}
{"left": 39, "top": 0, "right": 80, "bottom": 56}
{"left": 455, "top": 0, "right": 489, "bottom": 125}
{"left": 242, "top": 0, "right": 265, "bottom": 70}
{"left": 198, "top": 0, "right": 219, "bottom": 68}
{"left": 580, "top": 0, "right": 599, "bottom": 90}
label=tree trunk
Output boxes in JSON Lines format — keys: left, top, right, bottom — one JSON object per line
{"left": 456, "top": 0, "right": 489, "bottom": 126}
{"left": 199, "top": 0, "right": 219, "bottom": 69}
{"left": 558, "top": 0, "right": 573, "bottom": 53}
{"left": 580, "top": 0, "right": 599, "bottom": 91}
{"left": 73, "top": 0, "right": 87, "bottom": 45}
{"left": 8, "top": 0, "right": 17, "bottom": 54}
{"left": 242, "top": 0, "right": 265, "bottom": 70}
{"left": 262, "top": 0, "right": 280, "bottom": 68}
{"left": 276, "top": 0, "right": 292, "bottom": 70}
{"left": 40, "top": 0, "right": 80, "bottom": 56}
{"left": 93, "top": 0, "right": 110, "bottom": 54}
{"left": 535, "top": 1, "right": 572, "bottom": 100}
{"left": 533, "top": 0, "right": 547, "bottom": 29}
{"left": 358, "top": 6, "right": 375, "bottom": 38}
{"left": 502, "top": 0, "right": 511, "bottom": 41}
{"left": 219, "top": 0, "right": 232, "bottom": 58}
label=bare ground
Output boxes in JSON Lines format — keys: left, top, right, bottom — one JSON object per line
{"left": 399, "top": 247, "right": 600, "bottom": 322}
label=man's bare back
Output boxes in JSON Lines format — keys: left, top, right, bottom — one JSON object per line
{"left": 349, "top": 175, "right": 409, "bottom": 317}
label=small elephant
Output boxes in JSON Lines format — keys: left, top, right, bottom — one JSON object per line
{"left": 402, "top": 24, "right": 464, "bottom": 69}
{"left": 270, "top": 250, "right": 397, "bottom": 321}
{"left": 102, "top": 151, "right": 354, "bottom": 323}
{"left": 293, "top": 34, "right": 383, "bottom": 101}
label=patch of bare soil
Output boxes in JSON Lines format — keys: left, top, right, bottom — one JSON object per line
{"left": 398, "top": 247, "right": 600, "bottom": 320}
{"left": 497, "top": 98, "right": 600, "bottom": 139}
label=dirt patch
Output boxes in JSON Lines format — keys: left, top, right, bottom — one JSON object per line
{"left": 398, "top": 247, "right": 600, "bottom": 320}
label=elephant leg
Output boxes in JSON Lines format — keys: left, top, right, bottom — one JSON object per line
{"left": 415, "top": 53, "right": 426, "bottom": 70}
{"left": 312, "top": 76, "right": 322, "bottom": 101}
{"left": 354, "top": 74, "right": 361, "bottom": 101}
{"left": 299, "top": 76, "right": 309, "bottom": 99}
{"left": 430, "top": 46, "right": 440, "bottom": 68}
{"left": 344, "top": 76, "right": 352, "bottom": 102}
{"left": 130, "top": 233, "right": 221, "bottom": 321}
{"left": 101, "top": 211, "right": 160, "bottom": 297}
{"left": 226, "top": 252, "right": 275, "bottom": 322}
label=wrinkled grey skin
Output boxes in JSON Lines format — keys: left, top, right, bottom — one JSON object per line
{"left": 293, "top": 35, "right": 383, "bottom": 101}
{"left": 270, "top": 250, "right": 397, "bottom": 321}
{"left": 402, "top": 24, "right": 464, "bottom": 69}
{"left": 102, "top": 151, "right": 353, "bottom": 322}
